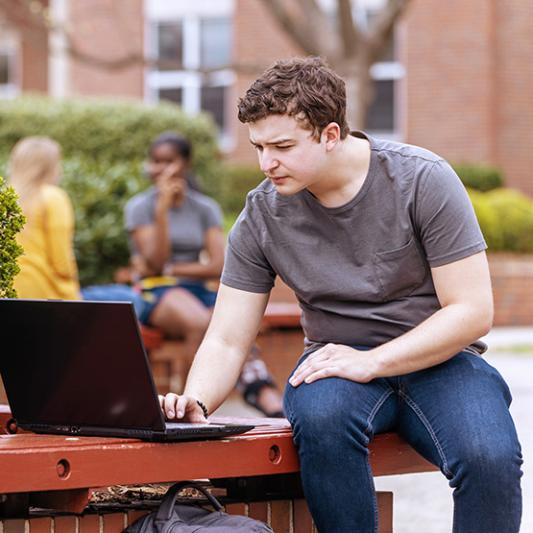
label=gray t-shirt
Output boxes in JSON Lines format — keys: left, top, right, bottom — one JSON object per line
{"left": 125, "top": 186, "right": 223, "bottom": 263}
{"left": 221, "top": 133, "right": 487, "bottom": 352}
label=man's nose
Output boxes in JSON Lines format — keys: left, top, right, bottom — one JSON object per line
{"left": 259, "top": 151, "right": 279, "bottom": 174}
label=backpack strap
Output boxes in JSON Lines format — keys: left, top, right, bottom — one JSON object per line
{"left": 155, "top": 481, "right": 224, "bottom": 522}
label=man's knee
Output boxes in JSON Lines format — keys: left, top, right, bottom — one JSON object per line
{"left": 449, "top": 436, "right": 523, "bottom": 489}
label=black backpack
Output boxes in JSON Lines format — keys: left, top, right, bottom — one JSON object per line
{"left": 123, "top": 481, "right": 274, "bottom": 532}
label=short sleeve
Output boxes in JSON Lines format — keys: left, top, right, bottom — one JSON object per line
{"left": 415, "top": 160, "right": 487, "bottom": 267}
{"left": 202, "top": 197, "right": 223, "bottom": 230}
{"left": 124, "top": 191, "right": 153, "bottom": 232}
{"left": 221, "top": 205, "right": 276, "bottom": 294}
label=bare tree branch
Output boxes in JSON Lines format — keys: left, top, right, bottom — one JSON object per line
{"left": 257, "top": 0, "right": 322, "bottom": 56}
{"left": 336, "top": 0, "right": 365, "bottom": 58}
{"left": 367, "top": 0, "right": 411, "bottom": 63}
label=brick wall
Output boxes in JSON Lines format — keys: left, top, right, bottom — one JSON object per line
{"left": 493, "top": 1, "right": 533, "bottom": 195}
{"left": 20, "top": 24, "right": 48, "bottom": 93}
{"left": 0, "top": 493, "right": 394, "bottom": 532}
{"left": 489, "top": 254, "right": 533, "bottom": 326}
{"left": 404, "top": 0, "right": 496, "bottom": 165}
{"left": 68, "top": 0, "right": 144, "bottom": 99}
{"left": 404, "top": 0, "right": 533, "bottom": 195}
{"left": 230, "top": 0, "right": 303, "bottom": 164}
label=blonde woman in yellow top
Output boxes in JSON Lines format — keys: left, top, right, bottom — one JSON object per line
{"left": 9, "top": 137, "right": 80, "bottom": 300}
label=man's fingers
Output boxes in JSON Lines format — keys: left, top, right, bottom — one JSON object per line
{"left": 163, "top": 393, "right": 179, "bottom": 418}
{"left": 176, "top": 396, "right": 189, "bottom": 419}
{"left": 291, "top": 349, "right": 331, "bottom": 381}
{"left": 304, "top": 367, "right": 333, "bottom": 384}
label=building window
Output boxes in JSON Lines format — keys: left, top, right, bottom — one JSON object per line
{"left": 146, "top": 12, "right": 235, "bottom": 149}
{"left": 360, "top": 6, "right": 404, "bottom": 136}
{"left": 0, "top": 29, "right": 19, "bottom": 99}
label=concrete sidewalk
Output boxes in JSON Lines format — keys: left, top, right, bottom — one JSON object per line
{"left": 215, "top": 327, "right": 533, "bottom": 532}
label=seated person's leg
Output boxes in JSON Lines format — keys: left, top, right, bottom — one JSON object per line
{"left": 397, "top": 351, "right": 522, "bottom": 533}
{"left": 284, "top": 350, "right": 398, "bottom": 533}
{"left": 147, "top": 287, "right": 211, "bottom": 392}
{"left": 81, "top": 284, "right": 145, "bottom": 318}
{"left": 236, "top": 344, "right": 284, "bottom": 417}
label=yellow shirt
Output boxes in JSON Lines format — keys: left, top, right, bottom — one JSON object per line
{"left": 14, "top": 184, "right": 80, "bottom": 300}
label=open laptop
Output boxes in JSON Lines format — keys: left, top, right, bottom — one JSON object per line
{"left": 0, "top": 299, "right": 254, "bottom": 441}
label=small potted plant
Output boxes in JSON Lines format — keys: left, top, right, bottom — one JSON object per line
{"left": 0, "top": 175, "right": 25, "bottom": 298}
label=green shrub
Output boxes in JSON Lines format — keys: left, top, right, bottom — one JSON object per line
{"left": 217, "top": 163, "right": 264, "bottom": 215}
{"left": 454, "top": 163, "right": 504, "bottom": 192}
{"left": 468, "top": 189, "right": 505, "bottom": 250}
{"left": 0, "top": 96, "right": 221, "bottom": 285}
{"left": 469, "top": 188, "right": 533, "bottom": 253}
{"left": 0, "top": 176, "right": 25, "bottom": 298}
{"left": 61, "top": 159, "right": 149, "bottom": 285}
{"left": 0, "top": 96, "right": 218, "bottom": 170}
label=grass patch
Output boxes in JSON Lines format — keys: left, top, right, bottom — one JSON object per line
{"left": 490, "top": 344, "right": 533, "bottom": 354}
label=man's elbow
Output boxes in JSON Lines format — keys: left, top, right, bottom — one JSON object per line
{"left": 470, "top": 300, "right": 494, "bottom": 338}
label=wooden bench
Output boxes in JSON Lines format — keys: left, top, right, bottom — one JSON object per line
{"left": 0, "top": 406, "right": 437, "bottom": 532}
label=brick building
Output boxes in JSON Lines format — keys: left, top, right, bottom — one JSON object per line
{"left": 1, "top": 0, "right": 532, "bottom": 194}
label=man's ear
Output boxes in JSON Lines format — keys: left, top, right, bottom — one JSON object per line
{"left": 322, "top": 122, "right": 341, "bottom": 152}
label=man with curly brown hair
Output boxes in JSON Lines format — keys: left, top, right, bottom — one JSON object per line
{"left": 161, "top": 57, "right": 522, "bottom": 532}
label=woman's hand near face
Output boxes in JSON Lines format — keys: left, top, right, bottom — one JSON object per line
{"left": 156, "top": 162, "right": 186, "bottom": 210}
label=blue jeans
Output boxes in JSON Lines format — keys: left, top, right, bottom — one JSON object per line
{"left": 81, "top": 282, "right": 216, "bottom": 325}
{"left": 81, "top": 284, "right": 145, "bottom": 318}
{"left": 283, "top": 349, "right": 523, "bottom": 533}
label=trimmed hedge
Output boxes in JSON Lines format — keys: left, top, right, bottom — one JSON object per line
{"left": 0, "top": 96, "right": 221, "bottom": 285}
{"left": 470, "top": 188, "right": 533, "bottom": 253}
{"left": 217, "top": 163, "right": 265, "bottom": 215}
{"left": 453, "top": 163, "right": 504, "bottom": 192}
{"left": 0, "top": 96, "right": 219, "bottom": 176}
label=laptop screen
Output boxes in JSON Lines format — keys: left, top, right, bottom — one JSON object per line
{"left": 0, "top": 300, "right": 166, "bottom": 431}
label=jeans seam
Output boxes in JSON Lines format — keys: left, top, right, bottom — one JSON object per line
{"left": 363, "top": 386, "right": 394, "bottom": 532}
{"left": 364, "top": 387, "right": 394, "bottom": 436}
{"left": 398, "top": 389, "right": 453, "bottom": 477}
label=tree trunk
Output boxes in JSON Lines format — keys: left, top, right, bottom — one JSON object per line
{"left": 334, "top": 55, "right": 373, "bottom": 132}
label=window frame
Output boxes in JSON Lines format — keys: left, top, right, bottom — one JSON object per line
{"left": 145, "top": 3, "right": 235, "bottom": 151}
{"left": 0, "top": 28, "right": 20, "bottom": 99}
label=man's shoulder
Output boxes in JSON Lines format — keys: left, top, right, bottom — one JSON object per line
{"left": 246, "top": 178, "right": 276, "bottom": 199}
{"left": 245, "top": 178, "right": 293, "bottom": 211}
{"left": 370, "top": 135, "right": 443, "bottom": 165}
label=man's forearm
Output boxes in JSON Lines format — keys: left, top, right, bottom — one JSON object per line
{"left": 183, "top": 335, "right": 248, "bottom": 415}
{"left": 371, "top": 302, "right": 492, "bottom": 378}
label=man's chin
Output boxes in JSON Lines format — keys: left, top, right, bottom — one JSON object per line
{"left": 272, "top": 181, "right": 303, "bottom": 196}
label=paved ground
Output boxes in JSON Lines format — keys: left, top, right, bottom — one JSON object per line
{"left": 214, "top": 327, "right": 533, "bottom": 532}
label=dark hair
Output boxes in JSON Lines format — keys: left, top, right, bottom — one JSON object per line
{"left": 237, "top": 57, "right": 349, "bottom": 140}
{"left": 148, "top": 132, "right": 202, "bottom": 191}
{"left": 149, "top": 131, "right": 192, "bottom": 162}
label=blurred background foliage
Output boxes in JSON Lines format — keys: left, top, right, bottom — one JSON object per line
{"left": 0, "top": 177, "right": 25, "bottom": 298}
{"left": 0, "top": 96, "right": 531, "bottom": 285}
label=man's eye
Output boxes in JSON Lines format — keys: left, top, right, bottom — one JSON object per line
{"left": 255, "top": 145, "right": 263, "bottom": 152}
{"left": 277, "top": 146, "right": 293, "bottom": 150}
